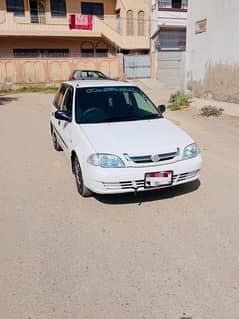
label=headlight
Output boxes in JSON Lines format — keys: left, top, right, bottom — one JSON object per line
{"left": 182, "top": 143, "right": 200, "bottom": 160}
{"left": 88, "top": 153, "right": 125, "bottom": 168}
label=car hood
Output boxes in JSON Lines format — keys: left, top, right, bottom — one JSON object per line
{"left": 80, "top": 118, "right": 193, "bottom": 156}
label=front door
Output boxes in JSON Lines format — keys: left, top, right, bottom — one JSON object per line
{"left": 51, "top": 84, "right": 67, "bottom": 150}
{"left": 58, "top": 86, "right": 74, "bottom": 156}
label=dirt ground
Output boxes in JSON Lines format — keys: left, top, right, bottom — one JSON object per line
{"left": 0, "top": 91, "right": 239, "bottom": 319}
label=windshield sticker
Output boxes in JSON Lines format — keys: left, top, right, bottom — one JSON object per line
{"left": 85, "top": 87, "right": 137, "bottom": 94}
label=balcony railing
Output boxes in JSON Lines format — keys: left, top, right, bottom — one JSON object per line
{"left": 157, "top": 1, "right": 188, "bottom": 12}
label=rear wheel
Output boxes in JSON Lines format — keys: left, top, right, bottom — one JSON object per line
{"left": 73, "top": 156, "right": 92, "bottom": 197}
{"left": 52, "top": 130, "right": 63, "bottom": 151}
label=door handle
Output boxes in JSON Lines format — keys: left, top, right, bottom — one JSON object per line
{"left": 58, "top": 120, "right": 61, "bottom": 126}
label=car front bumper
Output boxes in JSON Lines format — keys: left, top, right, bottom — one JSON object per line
{"left": 84, "top": 155, "right": 202, "bottom": 194}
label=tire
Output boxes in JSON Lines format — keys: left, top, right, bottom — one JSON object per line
{"left": 52, "top": 130, "right": 63, "bottom": 152}
{"left": 73, "top": 156, "right": 92, "bottom": 197}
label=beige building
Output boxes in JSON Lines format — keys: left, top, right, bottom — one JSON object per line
{"left": 186, "top": 0, "right": 239, "bottom": 103}
{"left": 0, "top": 0, "right": 151, "bottom": 87}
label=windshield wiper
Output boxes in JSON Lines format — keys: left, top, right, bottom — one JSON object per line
{"left": 79, "top": 114, "right": 160, "bottom": 124}
{"left": 100, "top": 116, "right": 141, "bottom": 123}
{"left": 139, "top": 114, "right": 161, "bottom": 120}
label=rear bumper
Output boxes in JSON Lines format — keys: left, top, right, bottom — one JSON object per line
{"left": 84, "top": 155, "right": 202, "bottom": 194}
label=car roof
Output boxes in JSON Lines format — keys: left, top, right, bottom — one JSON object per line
{"left": 72, "top": 69, "right": 104, "bottom": 73}
{"left": 63, "top": 80, "right": 137, "bottom": 88}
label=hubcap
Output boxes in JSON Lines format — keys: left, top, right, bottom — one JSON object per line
{"left": 75, "top": 160, "right": 82, "bottom": 188}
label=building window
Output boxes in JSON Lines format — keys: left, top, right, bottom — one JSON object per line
{"left": 95, "top": 48, "right": 108, "bottom": 57}
{"left": 181, "top": 0, "right": 188, "bottom": 9}
{"left": 13, "top": 49, "right": 69, "bottom": 58}
{"left": 6, "top": 0, "right": 25, "bottom": 16}
{"left": 81, "top": 2, "right": 104, "bottom": 18}
{"left": 138, "top": 11, "right": 144, "bottom": 36}
{"left": 158, "top": 0, "right": 171, "bottom": 9}
{"left": 95, "top": 42, "right": 108, "bottom": 57}
{"left": 127, "top": 10, "right": 134, "bottom": 36}
{"left": 81, "top": 42, "right": 94, "bottom": 57}
{"left": 30, "top": 0, "right": 46, "bottom": 24}
{"left": 158, "top": 28, "right": 186, "bottom": 51}
{"left": 81, "top": 49, "right": 94, "bottom": 57}
{"left": 158, "top": 0, "right": 188, "bottom": 10}
{"left": 50, "top": 0, "right": 66, "bottom": 17}
{"left": 116, "top": 10, "right": 120, "bottom": 33}
{"left": 172, "top": 0, "right": 182, "bottom": 8}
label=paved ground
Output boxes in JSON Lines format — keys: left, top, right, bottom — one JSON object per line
{"left": 191, "top": 98, "right": 239, "bottom": 117}
{"left": 0, "top": 91, "right": 239, "bottom": 319}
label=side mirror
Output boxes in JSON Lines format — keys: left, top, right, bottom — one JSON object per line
{"left": 55, "top": 110, "right": 71, "bottom": 122}
{"left": 158, "top": 104, "right": 166, "bottom": 114}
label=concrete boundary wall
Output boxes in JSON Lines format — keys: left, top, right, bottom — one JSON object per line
{"left": 185, "top": 0, "right": 239, "bottom": 103}
{"left": 0, "top": 55, "right": 123, "bottom": 88}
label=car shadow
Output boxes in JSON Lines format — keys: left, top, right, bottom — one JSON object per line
{"left": 0, "top": 96, "right": 18, "bottom": 106}
{"left": 94, "top": 180, "right": 201, "bottom": 205}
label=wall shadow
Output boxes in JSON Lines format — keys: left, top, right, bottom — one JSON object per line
{"left": 95, "top": 180, "right": 201, "bottom": 205}
{"left": 0, "top": 96, "right": 18, "bottom": 106}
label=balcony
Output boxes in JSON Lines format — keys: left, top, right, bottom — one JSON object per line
{"left": 0, "top": 11, "right": 99, "bottom": 37}
{"left": 153, "top": 0, "right": 188, "bottom": 28}
{"left": 0, "top": 11, "right": 149, "bottom": 50}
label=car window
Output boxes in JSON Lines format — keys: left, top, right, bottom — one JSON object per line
{"left": 87, "top": 71, "right": 96, "bottom": 78}
{"left": 80, "top": 71, "right": 87, "bottom": 78}
{"left": 95, "top": 71, "right": 106, "bottom": 78}
{"left": 54, "top": 85, "right": 67, "bottom": 109}
{"left": 74, "top": 71, "right": 81, "bottom": 80}
{"left": 61, "top": 87, "right": 73, "bottom": 117}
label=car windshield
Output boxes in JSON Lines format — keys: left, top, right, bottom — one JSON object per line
{"left": 75, "top": 86, "right": 162, "bottom": 124}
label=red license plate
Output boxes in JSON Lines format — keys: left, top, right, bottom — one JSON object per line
{"left": 145, "top": 171, "right": 173, "bottom": 188}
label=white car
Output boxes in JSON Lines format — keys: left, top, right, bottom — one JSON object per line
{"left": 50, "top": 80, "right": 202, "bottom": 197}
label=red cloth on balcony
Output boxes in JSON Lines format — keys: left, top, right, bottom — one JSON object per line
{"left": 69, "top": 15, "right": 93, "bottom": 30}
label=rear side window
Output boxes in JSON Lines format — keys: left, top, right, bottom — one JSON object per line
{"left": 61, "top": 87, "right": 73, "bottom": 117}
{"left": 53, "top": 85, "right": 67, "bottom": 109}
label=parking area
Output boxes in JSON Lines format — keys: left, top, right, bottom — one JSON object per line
{"left": 0, "top": 91, "right": 239, "bottom": 319}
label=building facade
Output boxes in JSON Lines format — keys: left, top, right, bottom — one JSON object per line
{"left": 0, "top": 0, "right": 151, "bottom": 87}
{"left": 151, "top": 0, "right": 187, "bottom": 88}
{"left": 186, "top": 0, "right": 239, "bottom": 103}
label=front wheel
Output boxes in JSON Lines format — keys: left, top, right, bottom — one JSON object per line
{"left": 73, "top": 157, "right": 92, "bottom": 197}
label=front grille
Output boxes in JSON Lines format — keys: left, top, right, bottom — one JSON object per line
{"left": 102, "top": 180, "right": 144, "bottom": 190}
{"left": 128, "top": 151, "right": 178, "bottom": 163}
